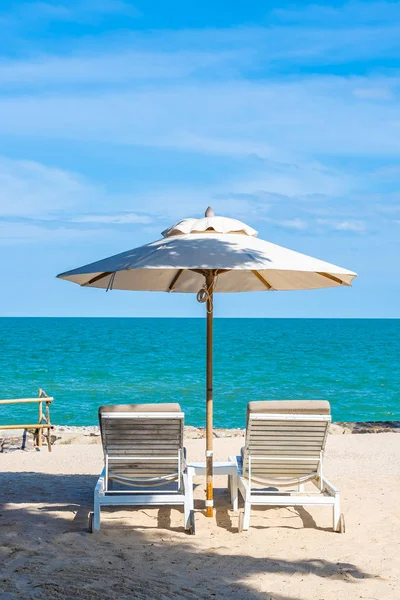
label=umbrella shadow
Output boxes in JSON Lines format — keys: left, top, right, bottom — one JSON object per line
{"left": 0, "top": 471, "right": 375, "bottom": 600}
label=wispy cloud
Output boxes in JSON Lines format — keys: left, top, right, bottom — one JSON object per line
{"left": 272, "top": 2, "right": 400, "bottom": 26}
{"left": 0, "top": 1, "right": 140, "bottom": 24}
{"left": 0, "top": 156, "right": 99, "bottom": 217}
{"left": 0, "top": 156, "right": 154, "bottom": 242}
{"left": 352, "top": 85, "right": 394, "bottom": 100}
{"left": 0, "top": 220, "right": 112, "bottom": 245}
{"left": 2, "top": 146, "right": 396, "bottom": 245}
{"left": 72, "top": 212, "right": 151, "bottom": 224}
{"left": 278, "top": 218, "right": 309, "bottom": 231}
{"left": 258, "top": 215, "right": 369, "bottom": 235}
{"left": 0, "top": 77, "right": 399, "bottom": 161}
{"left": 0, "top": 3, "right": 399, "bottom": 251}
{"left": 317, "top": 218, "right": 367, "bottom": 234}
{"left": 1, "top": 6, "right": 400, "bottom": 80}
{"left": 334, "top": 220, "right": 367, "bottom": 233}
{"left": 0, "top": 50, "right": 248, "bottom": 88}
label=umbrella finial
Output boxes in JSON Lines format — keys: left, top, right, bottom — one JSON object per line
{"left": 205, "top": 206, "right": 214, "bottom": 217}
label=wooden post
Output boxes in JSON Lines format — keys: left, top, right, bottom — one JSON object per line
{"left": 39, "top": 389, "right": 52, "bottom": 452}
{"left": 45, "top": 400, "right": 52, "bottom": 452}
{"left": 0, "top": 392, "right": 53, "bottom": 452}
{"left": 37, "top": 390, "right": 43, "bottom": 448}
{"left": 205, "top": 272, "right": 214, "bottom": 517}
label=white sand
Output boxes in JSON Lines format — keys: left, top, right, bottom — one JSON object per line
{"left": 1, "top": 434, "right": 399, "bottom": 599}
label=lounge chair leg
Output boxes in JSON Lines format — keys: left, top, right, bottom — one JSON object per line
{"left": 183, "top": 468, "right": 194, "bottom": 530}
{"left": 230, "top": 472, "right": 238, "bottom": 511}
{"left": 184, "top": 497, "right": 190, "bottom": 529}
{"left": 93, "top": 494, "right": 101, "bottom": 531}
{"left": 243, "top": 496, "right": 251, "bottom": 530}
{"left": 333, "top": 495, "right": 341, "bottom": 532}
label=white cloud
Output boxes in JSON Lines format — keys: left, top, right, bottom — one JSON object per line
{"left": 0, "top": 152, "right": 385, "bottom": 245}
{"left": 0, "top": 156, "right": 154, "bottom": 239}
{"left": 0, "top": 76, "right": 399, "bottom": 160}
{"left": 272, "top": 2, "right": 400, "bottom": 25}
{"left": 0, "top": 50, "right": 244, "bottom": 87}
{"left": 371, "top": 165, "right": 400, "bottom": 179}
{"left": 334, "top": 220, "right": 366, "bottom": 233}
{"left": 0, "top": 1, "right": 140, "bottom": 24}
{"left": 72, "top": 213, "right": 151, "bottom": 224}
{"left": 316, "top": 218, "right": 367, "bottom": 233}
{"left": 0, "top": 11, "right": 397, "bottom": 247}
{"left": 352, "top": 86, "right": 394, "bottom": 100}
{"left": 279, "top": 218, "right": 309, "bottom": 231}
{"left": 0, "top": 157, "right": 100, "bottom": 218}
{"left": 376, "top": 201, "right": 400, "bottom": 214}
{"left": 1, "top": 14, "right": 400, "bottom": 92}
{"left": 0, "top": 221, "right": 105, "bottom": 245}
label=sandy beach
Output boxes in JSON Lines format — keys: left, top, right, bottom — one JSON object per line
{"left": 1, "top": 432, "right": 399, "bottom": 600}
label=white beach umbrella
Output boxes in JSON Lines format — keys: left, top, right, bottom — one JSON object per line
{"left": 57, "top": 207, "right": 357, "bottom": 515}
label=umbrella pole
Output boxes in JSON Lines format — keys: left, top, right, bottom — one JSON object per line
{"left": 205, "top": 272, "right": 214, "bottom": 517}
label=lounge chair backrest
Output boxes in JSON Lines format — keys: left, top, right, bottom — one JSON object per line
{"left": 99, "top": 403, "right": 184, "bottom": 488}
{"left": 243, "top": 401, "right": 331, "bottom": 485}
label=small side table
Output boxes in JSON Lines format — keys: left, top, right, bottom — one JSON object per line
{"left": 187, "top": 460, "right": 238, "bottom": 511}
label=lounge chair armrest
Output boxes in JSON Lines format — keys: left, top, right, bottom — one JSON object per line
{"left": 322, "top": 476, "right": 340, "bottom": 496}
{"left": 95, "top": 467, "right": 106, "bottom": 494}
{"left": 228, "top": 455, "right": 242, "bottom": 475}
{"left": 186, "top": 465, "right": 195, "bottom": 483}
{"left": 228, "top": 455, "right": 239, "bottom": 468}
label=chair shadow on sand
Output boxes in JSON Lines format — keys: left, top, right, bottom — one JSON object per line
{"left": 0, "top": 471, "right": 374, "bottom": 600}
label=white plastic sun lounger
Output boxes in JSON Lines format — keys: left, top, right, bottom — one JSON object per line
{"left": 89, "top": 403, "right": 195, "bottom": 534}
{"left": 230, "top": 401, "right": 344, "bottom": 533}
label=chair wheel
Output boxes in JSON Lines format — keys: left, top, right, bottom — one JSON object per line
{"left": 338, "top": 513, "right": 345, "bottom": 534}
{"left": 238, "top": 511, "right": 244, "bottom": 533}
{"left": 88, "top": 511, "right": 94, "bottom": 533}
{"left": 189, "top": 510, "right": 196, "bottom": 535}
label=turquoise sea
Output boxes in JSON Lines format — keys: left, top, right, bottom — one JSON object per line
{"left": 0, "top": 318, "right": 399, "bottom": 428}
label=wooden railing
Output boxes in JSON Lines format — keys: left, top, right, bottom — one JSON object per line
{"left": 0, "top": 389, "right": 54, "bottom": 452}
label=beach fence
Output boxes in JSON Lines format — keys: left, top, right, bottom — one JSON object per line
{"left": 0, "top": 389, "right": 53, "bottom": 452}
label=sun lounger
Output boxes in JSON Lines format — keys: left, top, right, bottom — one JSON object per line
{"left": 230, "top": 400, "right": 344, "bottom": 533}
{"left": 90, "top": 403, "right": 195, "bottom": 533}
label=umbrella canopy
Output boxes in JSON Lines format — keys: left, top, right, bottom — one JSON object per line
{"left": 57, "top": 208, "right": 357, "bottom": 517}
{"left": 58, "top": 210, "right": 356, "bottom": 292}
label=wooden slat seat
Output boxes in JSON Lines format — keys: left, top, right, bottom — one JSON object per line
{"left": 231, "top": 400, "right": 343, "bottom": 533}
{"left": 100, "top": 404, "right": 184, "bottom": 486}
{"left": 91, "top": 403, "right": 195, "bottom": 533}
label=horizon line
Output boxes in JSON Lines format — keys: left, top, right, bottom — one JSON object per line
{"left": 0, "top": 316, "right": 398, "bottom": 320}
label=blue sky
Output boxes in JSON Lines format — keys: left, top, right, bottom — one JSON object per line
{"left": 0, "top": 0, "right": 399, "bottom": 317}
